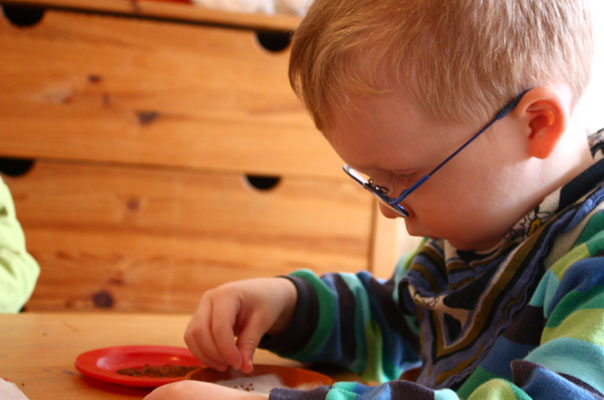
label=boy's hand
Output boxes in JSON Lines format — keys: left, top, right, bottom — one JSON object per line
{"left": 143, "top": 381, "right": 266, "bottom": 400}
{"left": 185, "top": 278, "right": 297, "bottom": 373}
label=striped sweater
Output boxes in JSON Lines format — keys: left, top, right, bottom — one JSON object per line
{"left": 263, "top": 128, "right": 604, "bottom": 400}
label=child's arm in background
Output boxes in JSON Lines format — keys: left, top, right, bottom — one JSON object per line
{"left": 184, "top": 277, "right": 298, "bottom": 373}
{"left": 144, "top": 380, "right": 266, "bottom": 400}
{"left": 0, "top": 178, "right": 39, "bottom": 313}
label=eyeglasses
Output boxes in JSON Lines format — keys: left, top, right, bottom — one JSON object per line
{"left": 343, "top": 91, "right": 528, "bottom": 217}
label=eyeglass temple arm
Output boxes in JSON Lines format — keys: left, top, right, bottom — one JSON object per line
{"left": 391, "top": 90, "right": 528, "bottom": 204}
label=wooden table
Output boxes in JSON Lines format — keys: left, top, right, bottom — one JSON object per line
{"left": 0, "top": 312, "right": 313, "bottom": 399}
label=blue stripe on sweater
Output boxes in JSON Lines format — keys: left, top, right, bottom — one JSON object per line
{"left": 518, "top": 363, "right": 597, "bottom": 400}
{"left": 480, "top": 336, "right": 535, "bottom": 378}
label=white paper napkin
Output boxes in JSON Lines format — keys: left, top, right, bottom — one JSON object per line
{"left": 0, "top": 379, "right": 29, "bottom": 400}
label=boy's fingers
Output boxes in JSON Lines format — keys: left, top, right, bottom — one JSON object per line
{"left": 185, "top": 299, "right": 227, "bottom": 371}
{"left": 186, "top": 331, "right": 225, "bottom": 372}
{"left": 235, "top": 313, "right": 268, "bottom": 374}
{"left": 211, "top": 296, "right": 243, "bottom": 370}
{"left": 184, "top": 300, "right": 209, "bottom": 360}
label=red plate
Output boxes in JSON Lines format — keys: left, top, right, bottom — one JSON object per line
{"left": 75, "top": 345, "right": 203, "bottom": 388}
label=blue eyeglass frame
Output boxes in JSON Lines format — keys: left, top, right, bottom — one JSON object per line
{"left": 343, "top": 91, "right": 528, "bottom": 217}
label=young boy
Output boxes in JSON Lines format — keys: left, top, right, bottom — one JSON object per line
{"left": 0, "top": 177, "right": 39, "bottom": 312}
{"left": 145, "top": 0, "right": 603, "bottom": 398}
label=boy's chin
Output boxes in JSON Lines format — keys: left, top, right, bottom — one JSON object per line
{"left": 403, "top": 219, "right": 429, "bottom": 239}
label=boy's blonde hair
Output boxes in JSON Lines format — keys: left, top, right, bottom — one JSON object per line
{"left": 289, "top": 0, "right": 594, "bottom": 130}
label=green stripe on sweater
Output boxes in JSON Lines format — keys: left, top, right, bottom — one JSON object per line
{"left": 467, "top": 378, "right": 524, "bottom": 400}
{"left": 550, "top": 244, "right": 589, "bottom": 281}
{"left": 576, "top": 210, "right": 604, "bottom": 246}
{"left": 289, "top": 269, "right": 336, "bottom": 361}
{"left": 542, "top": 308, "right": 604, "bottom": 347}
{"left": 457, "top": 366, "right": 500, "bottom": 399}
{"left": 339, "top": 273, "right": 369, "bottom": 376}
{"left": 545, "top": 286, "right": 604, "bottom": 328}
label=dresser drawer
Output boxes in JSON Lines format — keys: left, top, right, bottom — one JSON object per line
{"left": 0, "top": 4, "right": 342, "bottom": 178}
{"left": 3, "top": 160, "right": 373, "bottom": 312}
{"left": 0, "top": 1, "right": 413, "bottom": 313}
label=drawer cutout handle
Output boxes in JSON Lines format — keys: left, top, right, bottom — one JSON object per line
{"left": 243, "top": 174, "right": 281, "bottom": 191}
{"left": 0, "top": 157, "right": 35, "bottom": 177}
{"left": 255, "top": 31, "right": 292, "bottom": 53}
{"left": 1, "top": 4, "right": 45, "bottom": 27}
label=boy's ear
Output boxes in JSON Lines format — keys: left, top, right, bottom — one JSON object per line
{"left": 514, "top": 86, "right": 568, "bottom": 159}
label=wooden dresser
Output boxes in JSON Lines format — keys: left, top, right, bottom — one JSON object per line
{"left": 0, "top": 0, "right": 418, "bottom": 313}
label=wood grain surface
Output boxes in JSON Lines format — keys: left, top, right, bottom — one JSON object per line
{"left": 0, "top": 6, "right": 342, "bottom": 178}
{"left": 0, "top": 0, "right": 302, "bottom": 31}
{"left": 0, "top": 1, "right": 412, "bottom": 314}
{"left": 5, "top": 160, "right": 374, "bottom": 312}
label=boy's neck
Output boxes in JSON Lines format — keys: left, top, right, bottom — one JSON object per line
{"left": 484, "top": 124, "right": 594, "bottom": 251}
{"left": 448, "top": 120, "right": 594, "bottom": 252}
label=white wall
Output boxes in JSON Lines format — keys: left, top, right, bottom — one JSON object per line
{"left": 577, "top": 1, "right": 604, "bottom": 132}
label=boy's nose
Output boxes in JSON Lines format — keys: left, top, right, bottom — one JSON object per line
{"left": 378, "top": 202, "right": 402, "bottom": 219}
